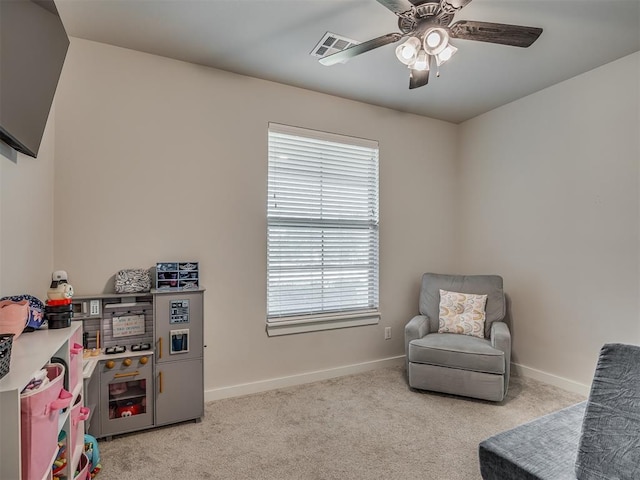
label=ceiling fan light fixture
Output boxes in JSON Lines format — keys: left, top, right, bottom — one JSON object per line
{"left": 423, "top": 27, "right": 449, "bottom": 56}
{"left": 435, "top": 43, "right": 458, "bottom": 65}
{"left": 395, "top": 36, "right": 421, "bottom": 65}
{"left": 413, "top": 50, "right": 430, "bottom": 71}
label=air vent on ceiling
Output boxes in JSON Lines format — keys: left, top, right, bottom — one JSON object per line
{"left": 310, "top": 31, "right": 360, "bottom": 58}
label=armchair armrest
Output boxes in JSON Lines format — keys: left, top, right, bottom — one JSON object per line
{"left": 491, "top": 321, "right": 511, "bottom": 395}
{"left": 490, "top": 321, "right": 510, "bottom": 352}
{"left": 406, "top": 315, "right": 429, "bottom": 342}
{"left": 405, "top": 315, "right": 430, "bottom": 371}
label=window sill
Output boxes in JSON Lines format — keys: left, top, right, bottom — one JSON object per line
{"left": 266, "top": 311, "right": 380, "bottom": 337}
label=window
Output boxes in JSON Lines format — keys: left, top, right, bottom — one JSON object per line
{"left": 266, "top": 123, "right": 380, "bottom": 336}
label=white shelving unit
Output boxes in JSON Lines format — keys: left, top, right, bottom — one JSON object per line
{"left": 0, "top": 322, "right": 84, "bottom": 480}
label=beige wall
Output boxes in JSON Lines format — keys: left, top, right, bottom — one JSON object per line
{"left": 457, "top": 52, "right": 640, "bottom": 389}
{"left": 0, "top": 110, "right": 55, "bottom": 299}
{"left": 53, "top": 39, "right": 459, "bottom": 393}
{"left": 3, "top": 36, "right": 637, "bottom": 396}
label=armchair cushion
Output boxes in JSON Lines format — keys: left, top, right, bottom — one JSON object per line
{"left": 438, "top": 289, "right": 488, "bottom": 338}
{"left": 479, "top": 402, "right": 587, "bottom": 480}
{"left": 408, "top": 333, "right": 505, "bottom": 375}
{"left": 478, "top": 343, "right": 640, "bottom": 479}
{"left": 575, "top": 343, "right": 640, "bottom": 480}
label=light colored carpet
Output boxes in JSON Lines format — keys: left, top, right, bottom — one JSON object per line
{"left": 96, "top": 366, "right": 585, "bottom": 480}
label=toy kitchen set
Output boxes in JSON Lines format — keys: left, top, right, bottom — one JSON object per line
{"left": 76, "top": 263, "right": 204, "bottom": 439}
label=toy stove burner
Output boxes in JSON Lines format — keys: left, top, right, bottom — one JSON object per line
{"left": 104, "top": 345, "right": 126, "bottom": 355}
{"left": 131, "top": 343, "right": 152, "bottom": 351}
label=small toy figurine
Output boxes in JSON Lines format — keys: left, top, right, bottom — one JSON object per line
{"left": 47, "top": 270, "right": 74, "bottom": 300}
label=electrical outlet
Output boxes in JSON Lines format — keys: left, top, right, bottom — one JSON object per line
{"left": 384, "top": 327, "right": 392, "bottom": 340}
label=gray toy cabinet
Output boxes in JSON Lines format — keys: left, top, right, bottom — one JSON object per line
{"left": 153, "top": 290, "right": 204, "bottom": 426}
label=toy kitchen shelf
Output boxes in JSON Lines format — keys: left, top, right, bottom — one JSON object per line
{"left": 155, "top": 262, "right": 199, "bottom": 290}
{"left": 0, "top": 322, "right": 85, "bottom": 480}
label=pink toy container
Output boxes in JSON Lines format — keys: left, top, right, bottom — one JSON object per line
{"left": 73, "top": 452, "right": 90, "bottom": 480}
{"left": 20, "top": 363, "right": 72, "bottom": 480}
{"left": 69, "top": 393, "right": 89, "bottom": 456}
{"left": 69, "top": 331, "right": 83, "bottom": 391}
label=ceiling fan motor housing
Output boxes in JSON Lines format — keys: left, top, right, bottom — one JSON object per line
{"left": 399, "top": 1, "right": 454, "bottom": 33}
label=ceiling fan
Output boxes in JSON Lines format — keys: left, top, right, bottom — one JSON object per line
{"left": 319, "top": 0, "right": 543, "bottom": 89}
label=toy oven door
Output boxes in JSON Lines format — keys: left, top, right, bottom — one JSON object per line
{"left": 99, "top": 355, "right": 154, "bottom": 436}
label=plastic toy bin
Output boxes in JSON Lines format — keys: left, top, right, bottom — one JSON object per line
{"left": 20, "top": 363, "right": 72, "bottom": 480}
{"left": 73, "top": 452, "right": 90, "bottom": 480}
{"left": 70, "top": 393, "right": 89, "bottom": 456}
{"left": 69, "top": 329, "right": 83, "bottom": 391}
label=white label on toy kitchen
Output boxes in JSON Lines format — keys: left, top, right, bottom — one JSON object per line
{"left": 112, "top": 314, "right": 145, "bottom": 338}
{"left": 170, "top": 299, "right": 190, "bottom": 324}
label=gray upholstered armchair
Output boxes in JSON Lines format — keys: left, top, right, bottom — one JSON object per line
{"left": 405, "top": 273, "right": 510, "bottom": 402}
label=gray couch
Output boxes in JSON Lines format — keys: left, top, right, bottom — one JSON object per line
{"left": 405, "top": 273, "right": 510, "bottom": 402}
{"left": 479, "top": 343, "right": 640, "bottom": 480}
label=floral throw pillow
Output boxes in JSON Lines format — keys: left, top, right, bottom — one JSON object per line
{"left": 438, "top": 289, "right": 488, "bottom": 338}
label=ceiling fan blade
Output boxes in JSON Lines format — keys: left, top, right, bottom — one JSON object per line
{"left": 439, "top": 0, "right": 473, "bottom": 14}
{"left": 409, "top": 68, "right": 429, "bottom": 89}
{"left": 436, "top": 0, "right": 473, "bottom": 22}
{"left": 449, "top": 20, "right": 543, "bottom": 48}
{"left": 319, "top": 33, "right": 403, "bottom": 66}
{"left": 375, "top": 0, "right": 415, "bottom": 17}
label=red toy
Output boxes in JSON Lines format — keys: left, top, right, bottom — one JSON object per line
{"left": 116, "top": 402, "right": 142, "bottom": 417}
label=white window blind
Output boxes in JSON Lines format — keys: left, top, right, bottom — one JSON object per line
{"left": 267, "top": 123, "right": 379, "bottom": 336}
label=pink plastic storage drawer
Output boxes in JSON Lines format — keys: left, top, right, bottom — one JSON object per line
{"left": 73, "top": 452, "right": 90, "bottom": 480}
{"left": 20, "top": 363, "right": 72, "bottom": 480}
{"left": 69, "top": 329, "right": 83, "bottom": 391}
{"left": 70, "top": 393, "right": 89, "bottom": 456}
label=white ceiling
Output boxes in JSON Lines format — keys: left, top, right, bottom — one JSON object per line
{"left": 55, "top": 0, "right": 640, "bottom": 124}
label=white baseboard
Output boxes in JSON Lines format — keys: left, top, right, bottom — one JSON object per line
{"left": 205, "top": 357, "right": 590, "bottom": 402}
{"left": 511, "top": 362, "right": 590, "bottom": 397}
{"left": 205, "top": 355, "right": 405, "bottom": 402}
